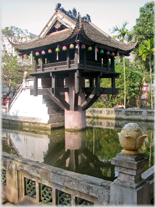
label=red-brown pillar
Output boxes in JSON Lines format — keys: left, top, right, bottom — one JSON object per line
{"left": 64, "top": 72, "right": 86, "bottom": 130}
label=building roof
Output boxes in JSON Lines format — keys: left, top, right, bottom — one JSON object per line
{"left": 10, "top": 4, "right": 137, "bottom": 55}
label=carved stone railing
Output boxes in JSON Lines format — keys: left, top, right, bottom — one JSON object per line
{"left": 2, "top": 150, "right": 154, "bottom": 205}
{"left": 2, "top": 152, "right": 111, "bottom": 205}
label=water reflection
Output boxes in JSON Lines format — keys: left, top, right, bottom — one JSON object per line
{"left": 2, "top": 123, "right": 154, "bottom": 181}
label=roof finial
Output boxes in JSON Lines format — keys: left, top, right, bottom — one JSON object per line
{"left": 55, "top": 3, "right": 61, "bottom": 11}
{"left": 72, "top": 8, "right": 77, "bottom": 18}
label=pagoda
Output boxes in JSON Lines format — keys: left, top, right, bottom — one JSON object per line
{"left": 11, "top": 3, "right": 137, "bottom": 130}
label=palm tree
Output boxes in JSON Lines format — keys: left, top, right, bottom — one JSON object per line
{"left": 111, "top": 21, "right": 130, "bottom": 43}
{"left": 139, "top": 38, "right": 154, "bottom": 109}
{"left": 111, "top": 21, "right": 130, "bottom": 109}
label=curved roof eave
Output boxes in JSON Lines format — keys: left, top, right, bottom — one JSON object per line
{"left": 9, "top": 28, "right": 74, "bottom": 53}
{"left": 82, "top": 22, "right": 137, "bottom": 53}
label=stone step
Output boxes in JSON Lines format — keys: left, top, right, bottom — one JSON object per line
{"left": 48, "top": 114, "right": 64, "bottom": 124}
{"left": 49, "top": 122, "right": 64, "bottom": 128}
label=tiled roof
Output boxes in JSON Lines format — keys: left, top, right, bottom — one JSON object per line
{"left": 11, "top": 28, "right": 73, "bottom": 51}
{"left": 82, "top": 22, "right": 137, "bottom": 52}
{"left": 11, "top": 8, "right": 136, "bottom": 54}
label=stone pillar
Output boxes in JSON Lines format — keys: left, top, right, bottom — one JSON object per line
{"left": 64, "top": 73, "right": 86, "bottom": 130}
{"left": 110, "top": 153, "right": 149, "bottom": 205}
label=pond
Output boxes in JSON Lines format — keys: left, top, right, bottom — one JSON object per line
{"left": 2, "top": 119, "right": 154, "bottom": 182}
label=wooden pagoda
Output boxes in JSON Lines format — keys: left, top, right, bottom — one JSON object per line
{"left": 11, "top": 4, "right": 137, "bottom": 130}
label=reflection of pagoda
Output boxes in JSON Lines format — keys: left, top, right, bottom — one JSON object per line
{"left": 44, "top": 131, "right": 116, "bottom": 181}
{"left": 11, "top": 3, "right": 136, "bottom": 130}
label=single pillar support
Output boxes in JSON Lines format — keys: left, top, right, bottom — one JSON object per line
{"left": 110, "top": 153, "right": 149, "bottom": 205}
{"left": 65, "top": 72, "right": 86, "bottom": 130}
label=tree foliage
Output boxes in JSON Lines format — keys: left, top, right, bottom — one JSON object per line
{"left": 2, "top": 26, "right": 32, "bottom": 42}
{"left": 2, "top": 52, "right": 32, "bottom": 93}
{"left": 139, "top": 38, "right": 154, "bottom": 109}
{"left": 111, "top": 21, "right": 130, "bottom": 43}
{"left": 133, "top": 2, "right": 155, "bottom": 71}
{"left": 1, "top": 26, "right": 33, "bottom": 95}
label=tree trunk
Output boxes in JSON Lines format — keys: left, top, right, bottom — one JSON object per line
{"left": 149, "top": 61, "right": 153, "bottom": 109}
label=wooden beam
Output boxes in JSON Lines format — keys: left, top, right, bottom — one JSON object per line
{"left": 55, "top": 87, "right": 70, "bottom": 110}
{"left": 41, "top": 56, "right": 44, "bottom": 71}
{"left": 111, "top": 56, "right": 115, "bottom": 72}
{"left": 96, "top": 74, "right": 101, "bottom": 96}
{"left": 34, "top": 57, "right": 37, "bottom": 72}
{"left": 47, "top": 88, "right": 69, "bottom": 110}
{"left": 58, "top": 87, "right": 69, "bottom": 92}
{"left": 81, "top": 89, "right": 101, "bottom": 111}
{"left": 107, "top": 56, "right": 109, "bottom": 71}
{"left": 66, "top": 50, "right": 70, "bottom": 68}
{"left": 90, "top": 78, "right": 94, "bottom": 88}
{"left": 74, "top": 93, "right": 78, "bottom": 111}
{"left": 51, "top": 73, "right": 57, "bottom": 95}
{"left": 75, "top": 70, "right": 80, "bottom": 94}
{"left": 81, "top": 88, "right": 96, "bottom": 110}
{"left": 83, "top": 49, "right": 86, "bottom": 68}
{"left": 82, "top": 87, "right": 118, "bottom": 95}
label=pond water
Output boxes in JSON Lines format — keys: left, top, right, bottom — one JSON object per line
{"left": 2, "top": 119, "right": 154, "bottom": 181}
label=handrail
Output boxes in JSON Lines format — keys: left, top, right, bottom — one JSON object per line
{"left": 9, "top": 83, "right": 23, "bottom": 110}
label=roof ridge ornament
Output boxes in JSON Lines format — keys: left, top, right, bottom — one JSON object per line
{"left": 82, "top": 14, "right": 91, "bottom": 22}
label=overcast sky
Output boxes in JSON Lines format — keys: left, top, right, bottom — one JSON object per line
{"left": 1, "top": 0, "right": 151, "bottom": 37}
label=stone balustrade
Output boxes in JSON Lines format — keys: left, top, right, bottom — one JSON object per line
{"left": 2, "top": 151, "right": 154, "bottom": 205}
{"left": 86, "top": 108, "right": 154, "bottom": 121}
{"left": 2, "top": 152, "right": 111, "bottom": 205}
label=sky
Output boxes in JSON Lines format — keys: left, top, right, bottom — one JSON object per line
{"left": 1, "top": 0, "right": 151, "bottom": 37}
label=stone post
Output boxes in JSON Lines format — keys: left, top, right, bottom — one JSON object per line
{"left": 110, "top": 123, "right": 150, "bottom": 205}
{"left": 110, "top": 153, "right": 149, "bottom": 205}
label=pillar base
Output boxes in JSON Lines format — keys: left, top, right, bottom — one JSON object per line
{"left": 65, "top": 110, "right": 86, "bottom": 130}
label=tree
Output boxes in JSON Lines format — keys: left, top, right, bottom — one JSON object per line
{"left": 133, "top": 2, "right": 154, "bottom": 71}
{"left": 1, "top": 26, "right": 33, "bottom": 96}
{"left": 111, "top": 22, "right": 131, "bottom": 108}
{"left": 111, "top": 21, "right": 130, "bottom": 43}
{"left": 139, "top": 38, "right": 154, "bottom": 109}
{"left": 2, "top": 52, "right": 32, "bottom": 95}
{"left": 134, "top": 2, "right": 154, "bottom": 42}
{"left": 2, "top": 26, "right": 31, "bottom": 42}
